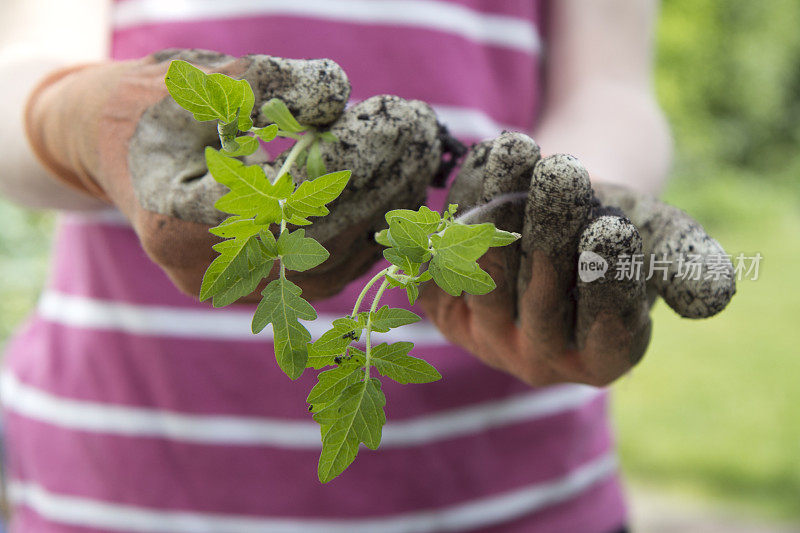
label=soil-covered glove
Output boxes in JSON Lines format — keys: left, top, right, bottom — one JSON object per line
{"left": 25, "top": 49, "right": 444, "bottom": 299}
{"left": 420, "top": 132, "right": 736, "bottom": 386}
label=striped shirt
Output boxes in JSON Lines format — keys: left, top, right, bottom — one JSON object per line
{"left": 2, "top": 1, "right": 627, "bottom": 531}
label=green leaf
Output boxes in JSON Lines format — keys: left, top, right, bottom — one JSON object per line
{"left": 383, "top": 207, "right": 439, "bottom": 262}
{"left": 285, "top": 170, "right": 350, "bottom": 220}
{"left": 209, "top": 216, "right": 265, "bottom": 240}
{"left": 383, "top": 247, "right": 421, "bottom": 275}
{"left": 306, "top": 357, "right": 363, "bottom": 405}
{"left": 362, "top": 306, "right": 420, "bottom": 333}
{"left": 221, "top": 135, "right": 259, "bottom": 157}
{"left": 374, "top": 229, "right": 391, "bottom": 247}
{"left": 430, "top": 223, "right": 495, "bottom": 265}
{"left": 200, "top": 236, "right": 273, "bottom": 307}
{"left": 165, "top": 60, "right": 254, "bottom": 128}
{"left": 319, "top": 131, "right": 338, "bottom": 143}
{"left": 253, "top": 124, "right": 278, "bottom": 142}
{"left": 385, "top": 206, "right": 441, "bottom": 233}
{"left": 429, "top": 256, "right": 495, "bottom": 296}
{"left": 490, "top": 228, "right": 521, "bottom": 247}
{"left": 307, "top": 317, "right": 362, "bottom": 368}
{"left": 306, "top": 140, "right": 326, "bottom": 179}
{"left": 406, "top": 283, "right": 419, "bottom": 305}
{"left": 315, "top": 378, "right": 386, "bottom": 483}
{"left": 252, "top": 278, "right": 316, "bottom": 379}
{"left": 276, "top": 130, "right": 302, "bottom": 140}
{"left": 206, "top": 148, "right": 292, "bottom": 224}
{"left": 261, "top": 98, "right": 305, "bottom": 133}
{"left": 276, "top": 229, "right": 330, "bottom": 272}
{"left": 371, "top": 342, "right": 441, "bottom": 384}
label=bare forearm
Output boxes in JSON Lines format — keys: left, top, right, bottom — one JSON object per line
{"left": 533, "top": 80, "right": 672, "bottom": 195}
{"left": 535, "top": 0, "right": 670, "bottom": 195}
{"left": 0, "top": 0, "right": 110, "bottom": 210}
{"left": 0, "top": 56, "right": 107, "bottom": 210}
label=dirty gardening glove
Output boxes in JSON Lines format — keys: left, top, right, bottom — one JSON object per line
{"left": 420, "top": 132, "right": 735, "bottom": 386}
{"left": 25, "top": 49, "right": 443, "bottom": 299}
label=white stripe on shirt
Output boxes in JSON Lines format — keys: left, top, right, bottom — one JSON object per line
{"left": 1, "top": 372, "right": 602, "bottom": 448}
{"left": 112, "top": 0, "right": 542, "bottom": 54}
{"left": 8, "top": 453, "right": 616, "bottom": 532}
{"left": 37, "top": 290, "right": 448, "bottom": 344}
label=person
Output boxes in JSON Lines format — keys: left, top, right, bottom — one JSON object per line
{"left": 0, "top": 0, "right": 677, "bottom": 531}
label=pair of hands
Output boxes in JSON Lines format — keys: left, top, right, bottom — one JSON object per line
{"left": 25, "top": 50, "right": 735, "bottom": 387}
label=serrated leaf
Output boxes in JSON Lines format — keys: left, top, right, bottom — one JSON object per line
{"left": 374, "top": 229, "right": 391, "bottom": 247}
{"left": 285, "top": 170, "right": 351, "bottom": 220}
{"left": 385, "top": 206, "right": 441, "bottom": 233}
{"left": 165, "top": 60, "right": 253, "bottom": 129}
{"left": 254, "top": 124, "right": 278, "bottom": 142}
{"left": 314, "top": 378, "right": 386, "bottom": 483}
{"left": 252, "top": 278, "right": 316, "bottom": 379}
{"left": 430, "top": 223, "right": 495, "bottom": 265}
{"left": 200, "top": 236, "right": 273, "bottom": 306}
{"left": 209, "top": 216, "right": 265, "bottom": 240}
{"left": 258, "top": 229, "right": 278, "bottom": 256}
{"left": 276, "top": 130, "right": 302, "bottom": 140}
{"left": 306, "top": 358, "right": 363, "bottom": 405}
{"left": 221, "top": 135, "right": 259, "bottom": 157}
{"left": 276, "top": 229, "right": 329, "bottom": 272}
{"left": 261, "top": 98, "right": 305, "bottom": 133}
{"left": 429, "top": 256, "right": 495, "bottom": 296}
{"left": 306, "top": 140, "right": 326, "bottom": 179}
{"left": 307, "top": 317, "right": 362, "bottom": 368}
{"left": 371, "top": 342, "right": 441, "bottom": 384}
{"left": 384, "top": 209, "right": 438, "bottom": 262}
{"left": 490, "top": 228, "right": 521, "bottom": 247}
{"left": 319, "top": 131, "right": 338, "bottom": 143}
{"left": 383, "top": 247, "right": 421, "bottom": 275}
{"left": 206, "top": 148, "right": 292, "bottom": 224}
{"left": 362, "top": 306, "right": 420, "bottom": 333}
{"left": 406, "top": 283, "right": 419, "bottom": 305}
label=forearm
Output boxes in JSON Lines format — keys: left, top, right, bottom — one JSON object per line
{"left": 533, "top": 79, "right": 672, "bottom": 195}
{"left": 0, "top": 0, "right": 110, "bottom": 210}
{"left": 0, "top": 55, "right": 107, "bottom": 210}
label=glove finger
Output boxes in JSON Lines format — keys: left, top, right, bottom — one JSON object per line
{"left": 517, "top": 154, "right": 594, "bottom": 359}
{"left": 574, "top": 216, "right": 651, "bottom": 385}
{"left": 594, "top": 183, "right": 736, "bottom": 318}
{"left": 130, "top": 52, "right": 350, "bottom": 225}
{"left": 238, "top": 54, "right": 350, "bottom": 127}
{"left": 448, "top": 132, "right": 539, "bottom": 321}
{"left": 280, "top": 95, "right": 443, "bottom": 245}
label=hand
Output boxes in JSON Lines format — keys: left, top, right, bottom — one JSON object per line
{"left": 419, "top": 132, "right": 735, "bottom": 387}
{"left": 25, "top": 49, "right": 445, "bottom": 299}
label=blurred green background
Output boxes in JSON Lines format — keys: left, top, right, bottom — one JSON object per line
{"left": 0, "top": 0, "right": 798, "bottom": 524}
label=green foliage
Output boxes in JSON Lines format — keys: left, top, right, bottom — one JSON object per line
{"left": 252, "top": 277, "right": 316, "bottom": 379}
{"left": 657, "top": 0, "right": 800, "bottom": 195}
{"left": 165, "top": 60, "right": 254, "bottom": 129}
{"left": 165, "top": 61, "right": 518, "bottom": 483}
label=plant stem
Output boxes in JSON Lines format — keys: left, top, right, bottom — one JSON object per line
{"left": 364, "top": 276, "right": 391, "bottom": 381}
{"left": 276, "top": 130, "right": 315, "bottom": 181}
{"left": 275, "top": 130, "right": 316, "bottom": 277}
{"left": 351, "top": 267, "right": 392, "bottom": 317}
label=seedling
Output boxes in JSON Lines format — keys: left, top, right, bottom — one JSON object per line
{"left": 165, "top": 60, "right": 519, "bottom": 482}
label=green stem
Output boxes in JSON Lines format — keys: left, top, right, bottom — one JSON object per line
{"left": 364, "top": 275, "right": 392, "bottom": 381}
{"left": 275, "top": 130, "right": 316, "bottom": 277}
{"left": 276, "top": 130, "right": 315, "bottom": 181}
{"left": 351, "top": 267, "right": 392, "bottom": 317}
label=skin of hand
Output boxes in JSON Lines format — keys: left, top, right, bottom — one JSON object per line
{"left": 420, "top": 133, "right": 735, "bottom": 387}
{"left": 23, "top": 49, "right": 445, "bottom": 300}
{"left": 419, "top": 0, "right": 731, "bottom": 387}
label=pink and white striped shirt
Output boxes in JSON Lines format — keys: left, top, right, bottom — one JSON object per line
{"left": 2, "top": 1, "right": 627, "bottom": 531}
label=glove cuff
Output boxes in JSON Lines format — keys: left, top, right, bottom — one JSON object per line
{"left": 24, "top": 63, "right": 110, "bottom": 201}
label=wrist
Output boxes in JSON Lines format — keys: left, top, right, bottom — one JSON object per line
{"left": 24, "top": 62, "right": 112, "bottom": 200}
